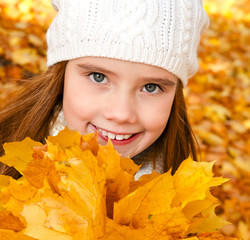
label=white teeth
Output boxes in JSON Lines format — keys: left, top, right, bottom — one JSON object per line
{"left": 102, "top": 130, "right": 108, "bottom": 137}
{"left": 116, "top": 135, "right": 124, "bottom": 141}
{"left": 107, "top": 132, "right": 116, "bottom": 140}
{"left": 124, "top": 135, "right": 130, "bottom": 140}
{"left": 98, "top": 128, "right": 133, "bottom": 141}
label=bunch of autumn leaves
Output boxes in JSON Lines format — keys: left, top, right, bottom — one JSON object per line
{"left": 0, "top": 128, "right": 228, "bottom": 240}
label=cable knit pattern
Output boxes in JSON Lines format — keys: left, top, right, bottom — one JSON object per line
{"left": 46, "top": 0, "right": 209, "bottom": 86}
{"left": 103, "top": 0, "right": 158, "bottom": 45}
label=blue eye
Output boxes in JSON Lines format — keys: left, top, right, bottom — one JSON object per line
{"left": 143, "top": 83, "right": 161, "bottom": 93}
{"left": 89, "top": 72, "right": 107, "bottom": 83}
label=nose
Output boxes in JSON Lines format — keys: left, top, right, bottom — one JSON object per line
{"left": 103, "top": 91, "right": 138, "bottom": 124}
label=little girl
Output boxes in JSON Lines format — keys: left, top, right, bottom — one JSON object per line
{"left": 0, "top": 0, "right": 209, "bottom": 179}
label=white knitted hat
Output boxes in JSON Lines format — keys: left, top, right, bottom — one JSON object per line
{"left": 47, "top": 0, "right": 209, "bottom": 86}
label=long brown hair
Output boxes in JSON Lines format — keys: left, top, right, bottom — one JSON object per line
{"left": 0, "top": 62, "right": 197, "bottom": 178}
{"left": 157, "top": 80, "right": 198, "bottom": 174}
{"left": 0, "top": 61, "right": 67, "bottom": 178}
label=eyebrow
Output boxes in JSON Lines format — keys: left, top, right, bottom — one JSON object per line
{"left": 141, "top": 77, "right": 176, "bottom": 86}
{"left": 77, "top": 63, "right": 176, "bottom": 86}
{"left": 77, "top": 63, "right": 117, "bottom": 76}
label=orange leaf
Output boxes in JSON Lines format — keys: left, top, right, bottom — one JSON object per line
{"left": 0, "top": 210, "right": 26, "bottom": 232}
{"left": 0, "top": 229, "right": 36, "bottom": 240}
{"left": 0, "top": 138, "right": 42, "bottom": 174}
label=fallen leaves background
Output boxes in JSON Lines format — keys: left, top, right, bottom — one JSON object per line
{"left": 0, "top": 0, "right": 249, "bottom": 239}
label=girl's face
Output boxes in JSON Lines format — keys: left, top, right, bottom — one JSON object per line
{"left": 63, "top": 57, "right": 177, "bottom": 158}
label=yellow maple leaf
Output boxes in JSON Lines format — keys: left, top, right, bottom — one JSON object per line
{"left": 0, "top": 210, "right": 26, "bottom": 232}
{"left": 47, "top": 127, "right": 82, "bottom": 148}
{"left": 0, "top": 229, "right": 36, "bottom": 240}
{"left": 0, "top": 138, "right": 42, "bottom": 174}
{"left": 113, "top": 172, "right": 176, "bottom": 228}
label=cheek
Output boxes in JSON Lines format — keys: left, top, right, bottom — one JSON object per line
{"left": 62, "top": 80, "right": 97, "bottom": 128}
{"left": 143, "top": 95, "right": 174, "bottom": 134}
{"left": 150, "top": 106, "right": 171, "bottom": 131}
{"left": 62, "top": 91, "right": 82, "bottom": 129}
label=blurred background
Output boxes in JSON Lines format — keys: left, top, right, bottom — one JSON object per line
{"left": 0, "top": 0, "right": 249, "bottom": 239}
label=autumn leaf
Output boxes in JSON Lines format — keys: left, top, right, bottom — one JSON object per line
{"left": 0, "top": 210, "right": 26, "bottom": 232}
{"left": 97, "top": 140, "right": 140, "bottom": 218}
{"left": 0, "top": 229, "right": 36, "bottom": 240}
{"left": 0, "top": 175, "right": 11, "bottom": 187}
{"left": 0, "top": 138, "right": 42, "bottom": 174}
{"left": 112, "top": 157, "right": 229, "bottom": 238}
{"left": 113, "top": 172, "right": 176, "bottom": 228}
{"left": 47, "top": 127, "right": 82, "bottom": 149}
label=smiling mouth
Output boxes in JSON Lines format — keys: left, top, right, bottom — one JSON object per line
{"left": 90, "top": 124, "right": 137, "bottom": 143}
{"left": 97, "top": 128, "right": 133, "bottom": 141}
